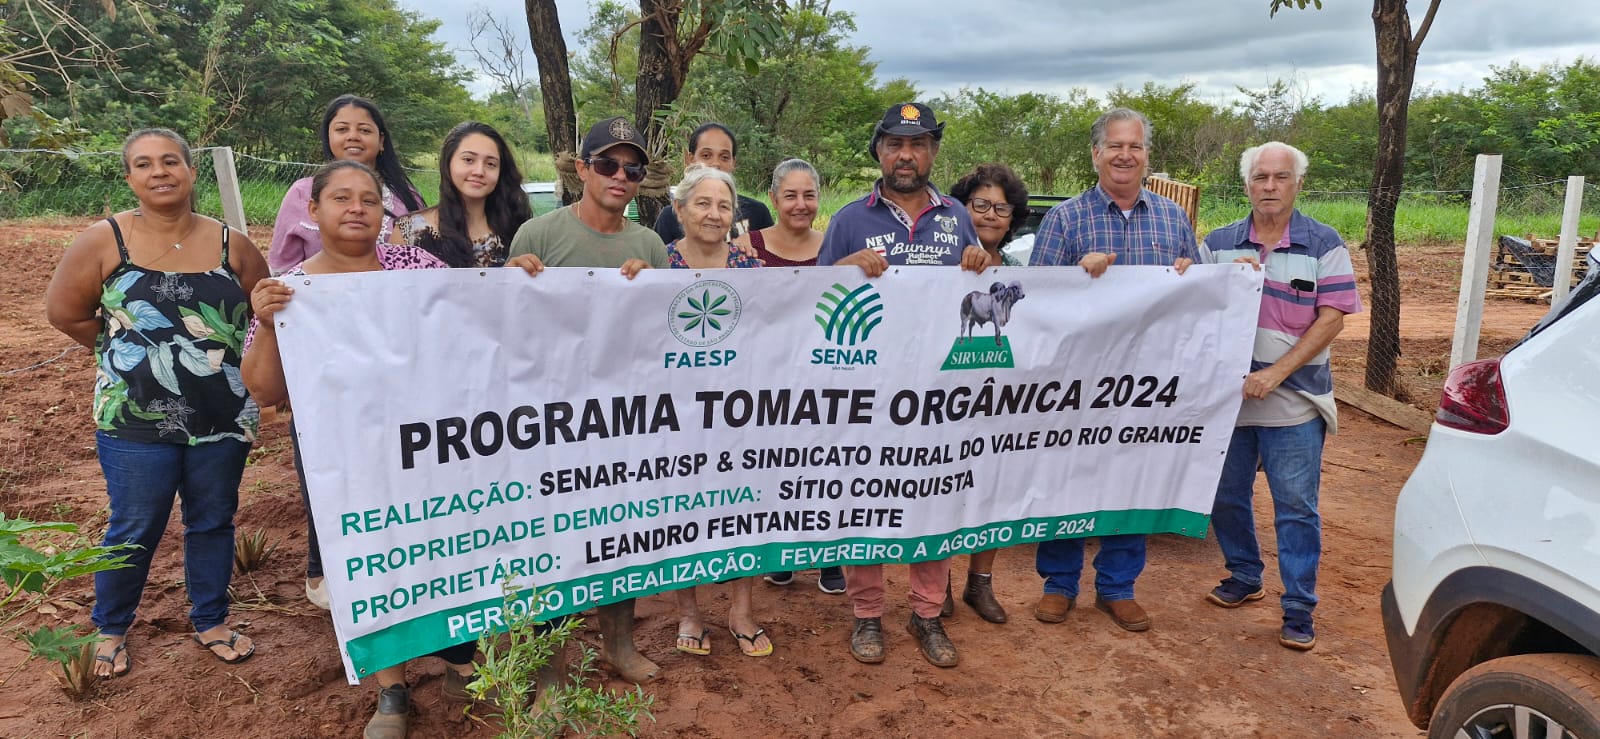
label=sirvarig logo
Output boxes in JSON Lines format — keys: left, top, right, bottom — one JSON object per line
{"left": 814, "top": 283, "right": 882, "bottom": 346}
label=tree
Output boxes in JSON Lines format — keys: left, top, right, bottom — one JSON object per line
{"left": 937, "top": 88, "right": 1098, "bottom": 195}
{"left": 466, "top": 7, "right": 537, "bottom": 125}
{"left": 0, "top": 0, "right": 132, "bottom": 147}
{"left": 525, "top": 0, "right": 784, "bottom": 217}
{"left": 1271, "top": 0, "right": 1442, "bottom": 398}
{"left": 30, "top": 0, "right": 474, "bottom": 160}
{"left": 675, "top": 4, "right": 915, "bottom": 190}
{"left": 524, "top": 0, "right": 577, "bottom": 201}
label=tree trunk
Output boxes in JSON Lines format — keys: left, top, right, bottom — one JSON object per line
{"left": 525, "top": 0, "right": 577, "bottom": 204}
{"left": 633, "top": 0, "right": 683, "bottom": 227}
{"left": 1362, "top": 0, "right": 1421, "bottom": 398}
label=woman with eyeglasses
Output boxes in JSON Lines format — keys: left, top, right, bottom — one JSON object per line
{"left": 950, "top": 164, "right": 1030, "bottom": 268}
{"left": 940, "top": 163, "right": 1032, "bottom": 625}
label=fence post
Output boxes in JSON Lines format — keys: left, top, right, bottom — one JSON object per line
{"left": 1552, "top": 175, "right": 1585, "bottom": 305}
{"left": 1450, "top": 154, "right": 1501, "bottom": 370}
{"left": 211, "top": 146, "right": 247, "bottom": 233}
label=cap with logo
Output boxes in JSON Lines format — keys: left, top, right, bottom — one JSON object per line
{"left": 869, "top": 102, "right": 945, "bottom": 161}
{"left": 581, "top": 116, "right": 650, "bottom": 165}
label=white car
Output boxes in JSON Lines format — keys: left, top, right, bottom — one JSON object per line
{"left": 522, "top": 181, "right": 642, "bottom": 223}
{"left": 1383, "top": 266, "right": 1600, "bottom": 738}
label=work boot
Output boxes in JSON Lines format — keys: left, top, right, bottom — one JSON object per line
{"left": 962, "top": 572, "right": 1008, "bottom": 623}
{"left": 850, "top": 617, "right": 885, "bottom": 664}
{"left": 1094, "top": 597, "right": 1151, "bottom": 632}
{"left": 941, "top": 577, "right": 955, "bottom": 618}
{"left": 364, "top": 683, "right": 410, "bottom": 739}
{"left": 906, "top": 614, "right": 959, "bottom": 668}
{"left": 1035, "top": 593, "right": 1075, "bottom": 623}
{"left": 597, "top": 600, "right": 659, "bottom": 683}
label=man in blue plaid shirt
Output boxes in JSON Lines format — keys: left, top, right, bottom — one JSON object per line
{"left": 1029, "top": 106, "right": 1196, "bottom": 634}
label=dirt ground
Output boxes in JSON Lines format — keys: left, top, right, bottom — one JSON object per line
{"left": 0, "top": 218, "right": 1553, "bottom": 738}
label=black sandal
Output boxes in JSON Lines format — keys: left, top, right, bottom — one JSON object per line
{"left": 95, "top": 641, "right": 131, "bottom": 678}
{"left": 193, "top": 630, "right": 255, "bottom": 664}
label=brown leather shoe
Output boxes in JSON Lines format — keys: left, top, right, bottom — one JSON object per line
{"left": 1034, "top": 593, "right": 1075, "bottom": 623}
{"left": 962, "top": 573, "right": 1008, "bottom": 623}
{"left": 906, "top": 614, "right": 959, "bottom": 668}
{"left": 850, "top": 617, "right": 885, "bottom": 664}
{"left": 1094, "top": 597, "right": 1151, "bottom": 632}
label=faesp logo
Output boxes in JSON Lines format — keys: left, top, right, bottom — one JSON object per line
{"left": 811, "top": 283, "right": 882, "bottom": 367}
{"left": 666, "top": 280, "right": 741, "bottom": 368}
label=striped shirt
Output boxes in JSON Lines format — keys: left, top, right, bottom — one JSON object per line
{"left": 1201, "top": 210, "right": 1362, "bottom": 432}
{"left": 1027, "top": 184, "right": 1198, "bottom": 267}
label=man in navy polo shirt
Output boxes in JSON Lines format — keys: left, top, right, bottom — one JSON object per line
{"left": 818, "top": 102, "right": 991, "bottom": 275}
{"left": 819, "top": 102, "right": 992, "bottom": 669}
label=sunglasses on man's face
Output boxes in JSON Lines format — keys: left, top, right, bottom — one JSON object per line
{"left": 585, "top": 156, "right": 646, "bottom": 183}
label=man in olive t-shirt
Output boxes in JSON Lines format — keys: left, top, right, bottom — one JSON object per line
{"left": 504, "top": 117, "right": 665, "bottom": 687}
{"left": 507, "top": 117, "right": 667, "bottom": 271}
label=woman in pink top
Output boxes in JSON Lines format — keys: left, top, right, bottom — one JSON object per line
{"left": 267, "top": 95, "right": 425, "bottom": 274}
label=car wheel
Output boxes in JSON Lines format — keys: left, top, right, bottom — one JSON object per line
{"left": 1428, "top": 653, "right": 1600, "bottom": 739}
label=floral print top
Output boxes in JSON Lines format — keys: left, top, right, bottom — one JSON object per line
{"left": 396, "top": 211, "right": 508, "bottom": 267}
{"left": 95, "top": 218, "right": 258, "bottom": 445}
{"left": 665, "top": 240, "right": 766, "bottom": 269}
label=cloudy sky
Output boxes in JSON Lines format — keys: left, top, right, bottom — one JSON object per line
{"left": 399, "top": 0, "right": 1600, "bottom": 106}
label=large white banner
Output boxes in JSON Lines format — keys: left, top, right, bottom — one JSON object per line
{"left": 273, "top": 264, "right": 1261, "bottom": 681}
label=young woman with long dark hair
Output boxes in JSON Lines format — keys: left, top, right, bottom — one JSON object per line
{"left": 397, "top": 121, "right": 532, "bottom": 267}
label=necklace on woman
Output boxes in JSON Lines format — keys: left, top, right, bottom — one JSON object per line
{"left": 134, "top": 210, "right": 201, "bottom": 257}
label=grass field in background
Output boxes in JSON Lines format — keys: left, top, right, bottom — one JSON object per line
{"left": 9, "top": 171, "right": 1597, "bottom": 246}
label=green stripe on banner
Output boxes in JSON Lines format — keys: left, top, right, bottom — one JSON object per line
{"left": 344, "top": 508, "right": 1208, "bottom": 675}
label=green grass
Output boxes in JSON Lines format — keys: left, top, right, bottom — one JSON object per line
{"left": 9, "top": 163, "right": 1596, "bottom": 248}
{"left": 1197, "top": 191, "right": 1600, "bottom": 244}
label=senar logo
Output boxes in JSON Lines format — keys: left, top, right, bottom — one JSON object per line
{"left": 812, "top": 283, "right": 881, "bottom": 367}
{"left": 666, "top": 280, "right": 741, "bottom": 369}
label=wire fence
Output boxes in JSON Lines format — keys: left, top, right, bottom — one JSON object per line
{"left": 0, "top": 148, "right": 441, "bottom": 227}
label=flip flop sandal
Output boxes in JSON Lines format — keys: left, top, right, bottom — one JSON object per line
{"left": 675, "top": 628, "right": 711, "bottom": 656}
{"left": 194, "top": 630, "right": 255, "bottom": 664}
{"left": 730, "top": 627, "right": 773, "bottom": 657}
{"left": 95, "top": 641, "right": 131, "bottom": 678}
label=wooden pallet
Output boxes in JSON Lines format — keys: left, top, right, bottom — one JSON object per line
{"left": 1486, "top": 234, "right": 1592, "bottom": 293}
{"left": 1485, "top": 286, "right": 1551, "bottom": 301}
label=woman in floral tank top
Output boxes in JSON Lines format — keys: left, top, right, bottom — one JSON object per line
{"left": 45, "top": 128, "right": 271, "bottom": 677}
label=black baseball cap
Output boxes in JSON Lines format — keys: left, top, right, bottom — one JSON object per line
{"left": 581, "top": 116, "right": 650, "bottom": 165}
{"left": 869, "top": 102, "right": 945, "bottom": 161}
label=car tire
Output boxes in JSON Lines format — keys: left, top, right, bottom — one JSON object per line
{"left": 1428, "top": 653, "right": 1600, "bottom": 739}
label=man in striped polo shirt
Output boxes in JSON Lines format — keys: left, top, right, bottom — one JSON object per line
{"left": 1199, "top": 141, "right": 1362, "bottom": 651}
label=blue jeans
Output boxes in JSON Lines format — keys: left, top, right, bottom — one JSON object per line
{"left": 1035, "top": 534, "right": 1146, "bottom": 600}
{"left": 1211, "top": 418, "right": 1325, "bottom": 614}
{"left": 92, "top": 432, "right": 250, "bottom": 635}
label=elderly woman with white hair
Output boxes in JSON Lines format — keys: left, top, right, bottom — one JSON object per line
{"left": 664, "top": 164, "right": 766, "bottom": 269}
{"left": 664, "top": 163, "right": 771, "bottom": 657}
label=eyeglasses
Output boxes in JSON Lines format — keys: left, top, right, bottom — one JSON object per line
{"left": 584, "top": 156, "right": 647, "bottom": 183}
{"left": 968, "top": 197, "right": 1015, "bottom": 217}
